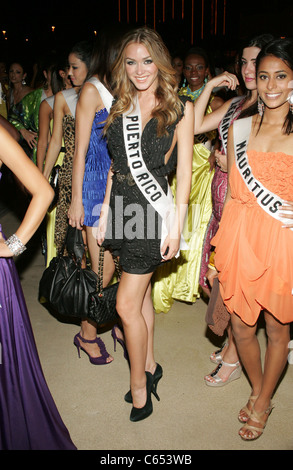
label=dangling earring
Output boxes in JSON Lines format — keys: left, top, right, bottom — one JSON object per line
{"left": 182, "top": 77, "right": 186, "bottom": 87}
{"left": 22, "top": 78, "right": 26, "bottom": 86}
{"left": 287, "top": 91, "right": 293, "bottom": 114}
{"left": 258, "top": 96, "right": 264, "bottom": 117}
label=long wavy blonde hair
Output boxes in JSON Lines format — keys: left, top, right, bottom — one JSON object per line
{"left": 104, "top": 26, "right": 183, "bottom": 137}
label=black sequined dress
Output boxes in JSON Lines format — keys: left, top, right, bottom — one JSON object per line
{"left": 103, "top": 98, "right": 188, "bottom": 274}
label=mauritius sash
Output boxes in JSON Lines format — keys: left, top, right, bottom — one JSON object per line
{"left": 233, "top": 116, "right": 292, "bottom": 229}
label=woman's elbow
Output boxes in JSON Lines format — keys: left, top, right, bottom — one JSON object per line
{"left": 41, "top": 180, "right": 54, "bottom": 206}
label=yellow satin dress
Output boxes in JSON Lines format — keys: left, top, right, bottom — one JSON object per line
{"left": 151, "top": 91, "right": 216, "bottom": 313}
{"left": 46, "top": 120, "right": 65, "bottom": 266}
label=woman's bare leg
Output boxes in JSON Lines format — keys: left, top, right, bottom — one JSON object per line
{"left": 231, "top": 313, "right": 262, "bottom": 395}
{"left": 78, "top": 226, "right": 115, "bottom": 360}
{"left": 232, "top": 311, "right": 290, "bottom": 438}
{"left": 255, "top": 312, "right": 289, "bottom": 411}
{"left": 205, "top": 323, "right": 240, "bottom": 383}
{"left": 116, "top": 271, "right": 154, "bottom": 408}
{"left": 141, "top": 282, "right": 157, "bottom": 374}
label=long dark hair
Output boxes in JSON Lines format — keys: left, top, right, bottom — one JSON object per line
{"left": 51, "top": 55, "right": 69, "bottom": 94}
{"left": 255, "top": 37, "right": 293, "bottom": 135}
{"left": 86, "top": 24, "right": 129, "bottom": 90}
{"left": 70, "top": 40, "right": 93, "bottom": 71}
{"left": 237, "top": 33, "right": 275, "bottom": 119}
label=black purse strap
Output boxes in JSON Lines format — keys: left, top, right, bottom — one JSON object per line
{"left": 97, "top": 247, "right": 121, "bottom": 295}
{"left": 66, "top": 225, "right": 85, "bottom": 262}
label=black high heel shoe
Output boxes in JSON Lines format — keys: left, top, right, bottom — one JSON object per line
{"left": 130, "top": 372, "right": 153, "bottom": 422}
{"left": 151, "top": 363, "right": 163, "bottom": 401}
{"left": 124, "top": 363, "right": 163, "bottom": 403}
{"left": 111, "top": 325, "right": 129, "bottom": 361}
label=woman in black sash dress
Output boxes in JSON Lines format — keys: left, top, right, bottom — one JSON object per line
{"left": 97, "top": 27, "right": 194, "bottom": 422}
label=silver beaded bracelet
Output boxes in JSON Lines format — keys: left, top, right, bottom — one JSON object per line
{"left": 5, "top": 234, "right": 27, "bottom": 256}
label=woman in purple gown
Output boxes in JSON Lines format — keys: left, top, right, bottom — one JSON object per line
{"left": 0, "top": 121, "right": 76, "bottom": 450}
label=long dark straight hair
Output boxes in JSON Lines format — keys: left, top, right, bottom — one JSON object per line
{"left": 85, "top": 24, "right": 129, "bottom": 91}
{"left": 237, "top": 33, "right": 275, "bottom": 119}
{"left": 255, "top": 37, "right": 293, "bottom": 135}
{"left": 70, "top": 40, "right": 93, "bottom": 73}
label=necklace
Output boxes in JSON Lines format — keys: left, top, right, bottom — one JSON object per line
{"left": 178, "top": 83, "right": 205, "bottom": 102}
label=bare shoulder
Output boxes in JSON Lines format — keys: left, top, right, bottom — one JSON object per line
{"left": 80, "top": 80, "right": 103, "bottom": 110}
{"left": 54, "top": 90, "right": 66, "bottom": 105}
{"left": 82, "top": 80, "right": 99, "bottom": 95}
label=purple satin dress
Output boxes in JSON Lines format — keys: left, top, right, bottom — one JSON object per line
{"left": 0, "top": 225, "right": 76, "bottom": 450}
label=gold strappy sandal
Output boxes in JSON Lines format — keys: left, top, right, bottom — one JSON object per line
{"left": 239, "top": 403, "right": 274, "bottom": 441}
{"left": 238, "top": 395, "right": 259, "bottom": 423}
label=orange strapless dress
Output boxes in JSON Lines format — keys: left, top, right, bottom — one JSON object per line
{"left": 212, "top": 150, "right": 293, "bottom": 326}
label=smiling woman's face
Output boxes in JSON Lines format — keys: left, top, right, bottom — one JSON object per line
{"left": 240, "top": 46, "right": 261, "bottom": 91}
{"left": 183, "top": 54, "right": 208, "bottom": 91}
{"left": 257, "top": 55, "right": 293, "bottom": 110}
{"left": 124, "top": 42, "right": 159, "bottom": 93}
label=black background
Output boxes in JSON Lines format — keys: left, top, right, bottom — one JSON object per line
{"left": 1, "top": 0, "right": 292, "bottom": 73}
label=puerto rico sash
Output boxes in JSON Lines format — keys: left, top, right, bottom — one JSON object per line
{"left": 233, "top": 116, "right": 293, "bottom": 230}
{"left": 218, "top": 96, "right": 244, "bottom": 154}
{"left": 122, "top": 97, "right": 188, "bottom": 255}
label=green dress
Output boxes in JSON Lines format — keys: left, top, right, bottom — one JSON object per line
{"left": 8, "top": 88, "right": 46, "bottom": 164}
{"left": 151, "top": 86, "right": 216, "bottom": 313}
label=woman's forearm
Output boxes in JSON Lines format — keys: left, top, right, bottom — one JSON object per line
{"left": 15, "top": 186, "right": 53, "bottom": 245}
{"left": 193, "top": 81, "right": 215, "bottom": 133}
{"left": 0, "top": 125, "right": 54, "bottom": 252}
{"left": 43, "top": 138, "right": 62, "bottom": 179}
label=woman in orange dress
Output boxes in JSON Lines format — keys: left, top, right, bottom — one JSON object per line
{"left": 212, "top": 37, "right": 293, "bottom": 440}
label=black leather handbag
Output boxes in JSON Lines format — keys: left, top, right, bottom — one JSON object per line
{"left": 87, "top": 246, "right": 121, "bottom": 325}
{"left": 39, "top": 226, "right": 97, "bottom": 318}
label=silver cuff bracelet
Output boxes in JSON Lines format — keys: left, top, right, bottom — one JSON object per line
{"left": 5, "top": 234, "right": 27, "bottom": 256}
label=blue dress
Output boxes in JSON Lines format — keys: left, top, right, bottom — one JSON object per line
{"left": 82, "top": 108, "right": 111, "bottom": 227}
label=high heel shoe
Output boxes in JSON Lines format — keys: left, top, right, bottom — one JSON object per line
{"left": 130, "top": 372, "right": 153, "bottom": 422}
{"left": 239, "top": 403, "right": 274, "bottom": 441}
{"left": 151, "top": 363, "right": 163, "bottom": 401}
{"left": 111, "top": 325, "right": 129, "bottom": 360}
{"left": 210, "top": 342, "right": 228, "bottom": 364}
{"left": 238, "top": 394, "right": 259, "bottom": 423}
{"left": 73, "top": 332, "right": 112, "bottom": 365}
{"left": 204, "top": 360, "right": 241, "bottom": 387}
{"left": 124, "top": 363, "right": 163, "bottom": 403}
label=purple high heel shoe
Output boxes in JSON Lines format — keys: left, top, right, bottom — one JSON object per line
{"left": 73, "top": 332, "right": 112, "bottom": 365}
{"left": 111, "top": 325, "right": 129, "bottom": 360}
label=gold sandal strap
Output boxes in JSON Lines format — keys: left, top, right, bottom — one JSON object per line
{"left": 241, "top": 422, "right": 264, "bottom": 439}
{"left": 249, "top": 404, "right": 273, "bottom": 426}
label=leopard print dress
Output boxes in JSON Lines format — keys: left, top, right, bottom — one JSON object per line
{"left": 54, "top": 114, "right": 75, "bottom": 254}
